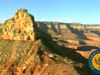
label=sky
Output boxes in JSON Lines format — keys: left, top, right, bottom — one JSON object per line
{"left": 0, "top": 0, "right": 100, "bottom": 24}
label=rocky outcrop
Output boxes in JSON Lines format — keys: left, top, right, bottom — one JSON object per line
{"left": 0, "top": 9, "right": 37, "bottom": 41}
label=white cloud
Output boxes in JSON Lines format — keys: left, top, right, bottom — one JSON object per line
{"left": 0, "top": 20, "right": 5, "bottom": 23}
{"left": 39, "top": 18, "right": 47, "bottom": 21}
{"left": 66, "top": 19, "right": 73, "bottom": 23}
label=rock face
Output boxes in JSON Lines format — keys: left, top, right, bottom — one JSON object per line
{"left": 0, "top": 9, "right": 37, "bottom": 41}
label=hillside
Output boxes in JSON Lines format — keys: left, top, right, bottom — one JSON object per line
{"left": 0, "top": 9, "right": 99, "bottom": 75}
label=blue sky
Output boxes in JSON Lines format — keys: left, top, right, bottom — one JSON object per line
{"left": 0, "top": 0, "right": 100, "bottom": 24}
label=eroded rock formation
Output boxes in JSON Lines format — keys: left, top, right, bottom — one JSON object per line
{"left": 0, "top": 9, "right": 37, "bottom": 41}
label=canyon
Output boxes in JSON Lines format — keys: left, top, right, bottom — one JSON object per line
{"left": 0, "top": 9, "right": 99, "bottom": 75}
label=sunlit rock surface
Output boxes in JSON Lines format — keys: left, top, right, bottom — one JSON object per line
{"left": 0, "top": 9, "right": 37, "bottom": 41}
